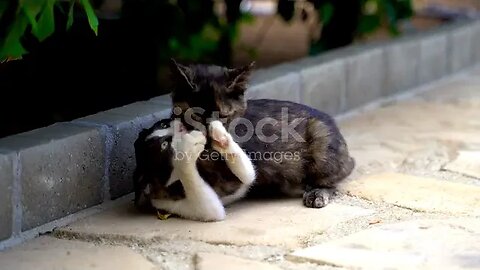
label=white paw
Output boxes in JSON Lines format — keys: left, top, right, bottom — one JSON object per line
{"left": 209, "top": 120, "right": 231, "bottom": 150}
{"left": 171, "top": 119, "right": 187, "bottom": 135}
{"left": 186, "top": 130, "right": 207, "bottom": 157}
{"left": 173, "top": 130, "right": 206, "bottom": 164}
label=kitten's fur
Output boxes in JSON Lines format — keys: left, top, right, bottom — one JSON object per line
{"left": 133, "top": 119, "right": 255, "bottom": 221}
{"left": 169, "top": 60, "right": 355, "bottom": 208}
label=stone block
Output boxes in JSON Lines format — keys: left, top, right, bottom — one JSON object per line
{"left": 384, "top": 39, "right": 420, "bottom": 94}
{"left": 300, "top": 59, "right": 347, "bottom": 115}
{"left": 0, "top": 123, "right": 105, "bottom": 231}
{"left": 345, "top": 48, "right": 386, "bottom": 109}
{"left": 249, "top": 62, "right": 298, "bottom": 85}
{"left": 106, "top": 101, "right": 171, "bottom": 119}
{"left": 419, "top": 33, "right": 448, "bottom": 84}
{"left": 473, "top": 21, "right": 480, "bottom": 63}
{"left": 75, "top": 102, "right": 171, "bottom": 199}
{"left": 148, "top": 94, "right": 172, "bottom": 107}
{"left": 449, "top": 25, "right": 474, "bottom": 73}
{"left": 0, "top": 152, "right": 14, "bottom": 240}
{"left": 246, "top": 72, "right": 302, "bottom": 103}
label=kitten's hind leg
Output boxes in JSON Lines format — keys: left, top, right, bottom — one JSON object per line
{"left": 303, "top": 118, "right": 355, "bottom": 208}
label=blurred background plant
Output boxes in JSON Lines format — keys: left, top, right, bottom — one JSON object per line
{"left": 4, "top": 0, "right": 470, "bottom": 138}
{"left": 277, "top": 0, "right": 413, "bottom": 54}
{"left": 0, "top": 0, "right": 99, "bottom": 61}
{"left": 1, "top": 0, "right": 414, "bottom": 63}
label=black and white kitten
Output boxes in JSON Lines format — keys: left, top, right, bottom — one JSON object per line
{"left": 133, "top": 119, "right": 255, "bottom": 221}
{"left": 169, "top": 60, "right": 355, "bottom": 208}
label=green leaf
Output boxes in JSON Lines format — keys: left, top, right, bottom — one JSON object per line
{"left": 169, "top": 38, "right": 180, "bottom": 51}
{"left": 226, "top": 24, "right": 238, "bottom": 41}
{"left": 388, "top": 24, "right": 400, "bottom": 36}
{"left": 391, "top": 0, "right": 413, "bottom": 20}
{"left": 66, "top": 0, "right": 75, "bottom": 30}
{"left": 309, "top": 41, "right": 328, "bottom": 55}
{"left": 357, "top": 14, "right": 381, "bottom": 35}
{"left": 0, "top": 14, "right": 29, "bottom": 61}
{"left": 33, "top": 0, "right": 55, "bottom": 41}
{"left": 319, "top": 3, "right": 334, "bottom": 25}
{"left": 383, "top": 0, "right": 397, "bottom": 25}
{"left": 21, "top": 0, "right": 44, "bottom": 34}
{"left": 202, "top": 23, "right": 221, "bottom": 41}
{"left": 239, "top": 12, "right": 255, "bottom": 24}
{"left": 80, "top": 0, "right": 99, "bottom": 35}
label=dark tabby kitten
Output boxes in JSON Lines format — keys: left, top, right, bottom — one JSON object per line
{"left": 169, "top": 60, "right": 355, "bottom": 208}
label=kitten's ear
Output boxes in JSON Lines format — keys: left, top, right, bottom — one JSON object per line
{"left": 169, "top": 58, "right": 195, "bottom": 91}
{"left": 226, "top": 61, "right": 255, "bottom": 95}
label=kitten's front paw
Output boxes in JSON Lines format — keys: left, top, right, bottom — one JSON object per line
{"left": 209, "top": 120, "right": 231, "bottom": 150}
{"left": 187, "top": 130, "right": 207, "bottom": 158}
{"left": 303, "top": 189, "right": 331, "bottom": 208}
{"left": 171, "top": 119, "right": 187, "bottom": 134}
{"left": 173, "top": 130, "right": 206, "bottom": 164}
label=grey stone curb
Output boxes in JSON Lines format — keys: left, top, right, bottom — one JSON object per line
{"left": 247, "top": 19, "right": 480, "bottom": 114}
{"left": 0, "top": 19, "right": 479, "bottom": 249}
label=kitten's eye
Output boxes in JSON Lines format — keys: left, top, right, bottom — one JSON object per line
{"left": 161, "top": 141, "right": 169, "bottom": 150}
{"left": 160, "top": 123, "right": 167, "bottom": 128}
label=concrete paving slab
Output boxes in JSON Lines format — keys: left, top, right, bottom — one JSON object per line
{"left": 0, "top": 236, "right": 155, "bottom": 270}
{"left": 343, "top": 173, "right": 480, "bottom": 215}
{"left": 288, "top": 218, "right": 480, "bottom": 270}
{"left": 56, "top": 200, "right": 374, "bottom": 248}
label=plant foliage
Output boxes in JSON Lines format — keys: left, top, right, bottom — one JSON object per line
{"left": 0, "top": 0, "right": 413, "bottom": 62}
{"left": 0, "top": 0, "right": 98, "bottom": 61}
{"left": 278, "top": 0, "right": 413, "bottom": 53}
